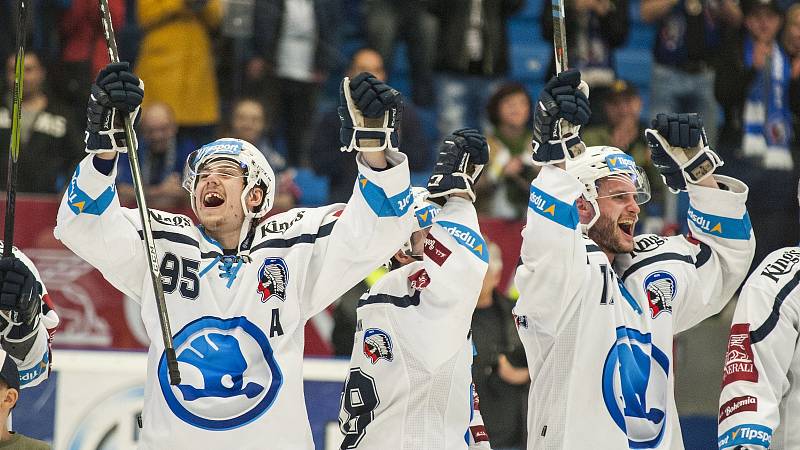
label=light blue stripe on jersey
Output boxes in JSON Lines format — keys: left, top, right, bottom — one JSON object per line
{"left": 528, "top": 184, "right": 579, "bottom": 230}
{"left": 687, "top": 206, "right": 752, "bottom": 240}
{"left": 436, "top": 221, "right": 489, "bottom": 263}
{"left": 718, "top": 424, "right": 772, "bottom": 449}
{"left": 19, "top": 350, "right": 48, "bottom": 386}
{"left": 66, "top": 165, "right": 116, "bottom": 215}
{"left": 356, "top": 174, "right": 412, "bottom": 217}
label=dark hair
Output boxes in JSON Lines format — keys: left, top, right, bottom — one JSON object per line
{"left": 486, "top": 82, "right": 533, "bottom": 128}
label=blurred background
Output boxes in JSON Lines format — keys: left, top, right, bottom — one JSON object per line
{"left": 1, "top": 0, "right": 799, "bottom": 448}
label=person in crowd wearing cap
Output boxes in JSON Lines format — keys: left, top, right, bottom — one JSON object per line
{"left": 583, "top": 80, "right": 667, "bottom": 226}
{"left": 715, "top": 0, "right": 800, "bottom": 271}
{"left": 0, "top": 349, "right": 49, "bottom": 449}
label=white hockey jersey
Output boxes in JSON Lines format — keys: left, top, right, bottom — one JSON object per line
{"left": 717, "top": 246, "right": 800, "bottom": 449}
{"left": 339, "top": 197, "right": 491, "bottom": 450}
{"left": 0, "top": 242, "right": 58, "bottom": 389}
{"left": 514, "top": 165, "right": 755, "bottom": 450}
{"left": 54, "top": 152, "right": 414, "bottom": 449}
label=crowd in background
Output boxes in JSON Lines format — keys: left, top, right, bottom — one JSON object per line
{"left": 1, "top": 0, "right": 800, "bottom": 447}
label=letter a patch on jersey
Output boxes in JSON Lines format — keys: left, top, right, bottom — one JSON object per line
{"left": 363, "top": 328, "right": 393, "bottom": 364}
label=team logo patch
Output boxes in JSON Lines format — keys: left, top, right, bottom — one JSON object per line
{"left": 363, "top": 328, "right": 393, "bottom": 364}
{"left": 602, "top": 326, "right": 670, "bottom": 448}
{"left": 423, "top": 235, "right": 452, "bottom": 266}
{"left": 257, "top": 257, "right": 289, "bottom": 302}
{"left": 158, "top": 316, "right": 283, "bottom": 430}
{"left": 514, "top": 314, "right": 529, "bottom": 329}
{"left": 644, "top": 271, "right": 676, "bottom": 319}
{"left": 722, "top": 323, "right": 759, "bottom": 386}
{"left": 408, "top": 269, "right": 430, "bottom": 291}
{"left": 719, "top": 395, "right": 757, "bottom": 423}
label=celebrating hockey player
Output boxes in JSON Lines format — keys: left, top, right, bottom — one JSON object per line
{"left": 54, "top": 62, "right": 415, "bottom": 449}
{"left": 0, "top": 246, "right": 58, "bottom": 390}
{"left": 717, "top": 183, "right": 800, "bottom": 450}
{"left": 514, "top": 69, "right": 755, "bottom": 449}
{"left": 338, "top": 128, "right": 491, "bottom": 450}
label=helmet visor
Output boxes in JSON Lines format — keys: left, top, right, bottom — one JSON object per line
{"left": 595, "top": 165, "right": 651, "bottom": 205}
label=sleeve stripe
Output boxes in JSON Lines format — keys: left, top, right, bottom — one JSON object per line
{"left": 357, "top": 291, "right": 421, "bottom": 308}
{"left": 528, "top": 184, "right": 579, "bottom": 230}
{"left": 718, "top": 424, "right": 772, "bottom": 449}
{"left": 620, "top": 253, "right": 695, "bottom": 282}
{"left": 66, "top": 166, "right": 116, "bottom": 216}
{"left": 750, "top": 270, "right": 800, "bottom": 344}
{"left": 435, "top": 221, "right": 489, "bottom": 263}
{"left": 694, "top": 242, "right": 712, "bottom": 268}
{"left": 357, "top": 174, "right": 412, "bottom": 217}
{"left": 687, "top": 207, "right": 752, "bottom": 240}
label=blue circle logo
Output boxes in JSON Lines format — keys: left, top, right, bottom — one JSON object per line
{"left": 602, "top": 326, "right": 670, "bottom": 448}
{"left": 158, "top": 316, "right": 283, "bottom": 430}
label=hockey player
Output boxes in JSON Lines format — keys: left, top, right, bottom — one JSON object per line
{"left": 338, "top": 128, "right": 491, "bottom": 450}
{"left": 716, "top": 186, "right": 800, "bottom": 449}
{"left": 0, "top": 246, "right": 58, "bottom": 389}
{"left": 514, "top": 69, "right": 755, "bottom": 449}
{"left": 54, "top": 62, "right": 415, "bottom": 449}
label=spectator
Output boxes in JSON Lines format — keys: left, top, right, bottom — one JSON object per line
{"left": 310, "top": 47, "right": 431, "bottom": 203}
{"left": 0, "top": 350, "right": 48, "bottom": 449}
{"left": 784, "top": 3, "right": 800, "bottom": 136}
{"left": 430, "top": 0, "right": 524, "bottom": 139}
{"left": 475, "top": 82, "right": 536, "bottom": 220}
{"left": 641, "top": 0, "right": 742, "bottom": 147}
{"left": 135, "top": 0, "right": 222, "bottom": 146}
{"left": 715, "top": 0, "right": 799, "bottom": 271}
{"left": 246, "top": 0, "right": 341, "bottom": 167}
{"left": 364, "top": 0, "right": 437, "bottom": 106}
{"left": 541, "top": 0, "right": 629, "bottom": 125}
{"left": 55, "top": 0, "right": 125, "bottom": 119}
{"left": 226, "top": 97, "right": 299, "bottom": 211}
{"left": 117, "top": 102, "right": 194, "bottom": 209}
{"left": 583, "top": 79, "right": 667, "bottom": 226}
{"left": 471, "top": 242, "right": 528, "bottom": 450}
{"left": 0, "top": 50, "right": 84, "bottom": 193}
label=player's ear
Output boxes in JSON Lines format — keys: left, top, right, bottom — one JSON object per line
{"left": 394, "top": 249, "right": 413, "bottom": 265}
{"left": 576, "top": 196, "right": 595, "bottom": 224}
{"left": 246, "top": 186, "right": 264, "bottom": 209}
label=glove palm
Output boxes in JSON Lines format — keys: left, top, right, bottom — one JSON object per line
{"left": 339, "top": 72, "right": 402, "bottom": 153}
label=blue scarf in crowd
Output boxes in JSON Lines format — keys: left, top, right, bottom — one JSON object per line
{"left": 742, "top": 36, "right": 793, "bottom": 170}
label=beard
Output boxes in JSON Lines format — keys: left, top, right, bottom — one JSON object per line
{"left": 588, "top": 213, "right": 634, "bottom": 255}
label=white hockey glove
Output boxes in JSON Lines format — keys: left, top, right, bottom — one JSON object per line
{"left": 338, "top": 72, "right": 402, "bottom": 153}
{"left": 644, "top": 113, "right": 723, "bottom": 193}
{"left": 532, "top": 69, "right": 591, "bottom": 165}
{"left": 85, "top": 62, "right": 143, "bottom": 154}
{"left": 427, "top": 128, "right": 490, "bottom": 202}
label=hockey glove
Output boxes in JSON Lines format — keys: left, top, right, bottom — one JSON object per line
{"left": 339, "top": 72, "right": 402, "bottom": 153}
{"left": 644, "top": 113, "right": 723, "bottom": 193}
{"left": 86, "top": 62, "right": 144, "bottom": 154}
{"left": 532, "top": 69, "right": 591, "bottom": 165}
{"left": 0, "top": 257, "right": 41, "bottom": 328}
{"left": 427, "top": 128, "right": 490, "bottom": 202}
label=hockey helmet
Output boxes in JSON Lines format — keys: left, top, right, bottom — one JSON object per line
{"left": 565, "top": 146, "right": 650, "bottom": 230}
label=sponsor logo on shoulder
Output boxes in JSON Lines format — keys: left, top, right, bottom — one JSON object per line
{"left": 718, "top": 424, "right": 772, "bottom": 449}
{"left": 722, "top": 323, "right": 758, "bottom": 386}
{"left": 423, "top": 235, "right": 451, "bottom": 266}
{"left": 149, "top": 210, "right": 193, "bottom": 228}
{"left": 408, "top": 268, "right": 430, "bottom": 291}
{"left": 634, "top": 235, "right": 666, "bottom": 253}
{"left": 363, "top": 328, "right": 393, "bottom": 364}
{"left": 260, "top": 211, "right": 305, "bottom": 235}
{"left": 644, "top": 271, "right": 676, "bottom": 319}
{"left": 719, "top": 395, "right": 757, "bottom": 423}
{"left": 760, "top": 248, "right": 800, "bottom": 283}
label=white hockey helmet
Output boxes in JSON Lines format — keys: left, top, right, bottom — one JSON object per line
{"left": 565, "top": 145, "right": 651, "bottom": 230}
{"left": 182, "top": 138, "right": 276, "bottom": 220}
{"left": 389, "top": 187, "right": 440, "bottom": 266}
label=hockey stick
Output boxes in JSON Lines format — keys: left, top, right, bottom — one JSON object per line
{"left": 551, "top": 0, "right": 569, "bottom": 73}
{"left": 3, "top": 1, "right": 27, "bottom": 258}
{"left": 98, "top": 0, "right": 181, "bottom": 385}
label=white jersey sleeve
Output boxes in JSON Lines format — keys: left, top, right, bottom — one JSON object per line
{"left": 0, "top": 244, "right": 59, "bottom": 389}
{"left": 717, "top": 247, "right": 800, "bottom": 450}
{"left": 513, "top": 165, "right": 587, "bottom": 337}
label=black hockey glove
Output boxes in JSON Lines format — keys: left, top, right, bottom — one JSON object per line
{"left": 339, "top": 72, "right": 402, "bottom": 153}
{"left": 644, "top": 113, "right": 723, "bottom": 193}
{"left": 0, "top": 257, "right": 41, "bottom": 327}
{"left": 86, "top": 61, "right": 144, "bottom": 154}
{"left": 427, "top": 128, "right": 490, "bottom": 202}
{"left": 532, "top": 69, "right": 591, "bottom": 165}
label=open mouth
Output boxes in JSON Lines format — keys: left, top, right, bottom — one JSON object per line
{"left": 202, "top": 192, "right": 225, "bottom": 208}
{"left": 618, "top": 219, "right": 634, "bottom": 238}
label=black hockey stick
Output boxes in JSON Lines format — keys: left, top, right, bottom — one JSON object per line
{"left": 3, "top": 0, "right": 27, "bottom": 258}
{"left": 551, "top": 0, "right": 569, "bottom": 73}
{"left": 98, "top": 0, "right": 181, "bottom": 385}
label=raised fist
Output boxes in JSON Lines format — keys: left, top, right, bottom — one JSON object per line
{"left": 426, "top": 128, "right": 490, "bottom": 202}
